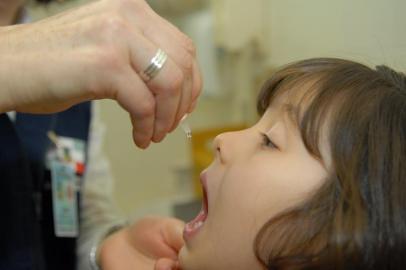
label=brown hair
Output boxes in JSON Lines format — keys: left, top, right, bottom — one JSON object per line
{"left": 254, "top": 58, "right": 406, "bottom": 269}
{"left": 34, "top": 0, "right": 69, "bottom": 4}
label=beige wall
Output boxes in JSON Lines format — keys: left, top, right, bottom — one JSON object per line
{"left": 98, "top": 97, "right": 233, "bottom": 215}
{"left": 29, "top": 0, "right": 406, "bottom": 217}
{"left": 262, "top": 0, "right": 406, "bottom": 69}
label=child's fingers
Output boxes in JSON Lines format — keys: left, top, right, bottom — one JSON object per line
{"left": 162, "top": 218, "right": 185, "bottom": 252}
{"left": 154, "top": 258, "right": 180, "bottom": 270}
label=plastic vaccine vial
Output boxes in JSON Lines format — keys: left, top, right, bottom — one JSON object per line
{"left": 180, "top": 114, "right": 192, "bottom": 139}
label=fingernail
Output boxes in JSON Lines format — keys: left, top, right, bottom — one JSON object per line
{"left": 137, "top": 140, "right": 150, "bottom": 149}
{"left": 153, "top": 133, "right": 165, "bottom": 143}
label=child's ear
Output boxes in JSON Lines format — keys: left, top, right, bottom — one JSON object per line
{"left": 154, "top": 258, "right": 181, "bottom": 270}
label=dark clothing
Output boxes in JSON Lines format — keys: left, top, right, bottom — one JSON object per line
{"left": 0, "top": 103, "right": 91, "bottom": 270}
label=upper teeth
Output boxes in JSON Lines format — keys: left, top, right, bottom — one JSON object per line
{"left": 193, "top": 221, "right": 204, "bottom": 230}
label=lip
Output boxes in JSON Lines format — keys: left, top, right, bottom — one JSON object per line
{"left": 183, "top": 171, "right": 210, "bottom": 242}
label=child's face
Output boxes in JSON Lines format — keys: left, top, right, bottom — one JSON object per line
{"left": 179, "top": 93, "right": 330, "bottom": 270}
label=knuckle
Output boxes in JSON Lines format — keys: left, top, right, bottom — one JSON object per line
{"left": 98, "top": 14, "right": 128, "bottom": 41}
{"left": 117, "top": 0, "right": 135, "bottom": 12}
{"left": 162, "top": 70, "right": 184, "bottom": 96}
{"left": 89, "top": 15, "right": 130, "bottom": 71}
{"left": 180, "top": 53, "right": 194, "bottom": 74}
{"left": 181, "top": 35, "right": 197, "bottom": 57}
{"left": 116, "top": 0, "right": 150, "bottom": 18}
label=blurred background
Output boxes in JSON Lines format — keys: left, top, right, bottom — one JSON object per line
{"left": 28, "top": 0, "right": 406, "bottom": 220}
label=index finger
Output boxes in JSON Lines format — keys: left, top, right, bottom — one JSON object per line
{"left": 154, "top": 258, "right": 180, "bottom": 270}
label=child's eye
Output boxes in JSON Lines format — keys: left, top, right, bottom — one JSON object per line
{"left": 261, "top": 132, "right": 279, "bottom": 150}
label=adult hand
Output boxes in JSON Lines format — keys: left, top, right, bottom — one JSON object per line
{"left": 99, "top": 216, "right": 184, "bottom": 270}
{"left": 0, "top": 0, "right": 202, "bottom": 148}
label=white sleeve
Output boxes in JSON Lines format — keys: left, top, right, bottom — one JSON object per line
{"left": 76, "top": 102, "right": 127, "bottom": 270}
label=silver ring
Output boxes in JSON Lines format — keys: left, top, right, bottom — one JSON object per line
{"left": 140, "top": 48, "right": 168, "bottom": 82}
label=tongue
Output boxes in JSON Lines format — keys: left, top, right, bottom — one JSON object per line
{"left": 185, "top": 209, "right": 207, "bottom": 234}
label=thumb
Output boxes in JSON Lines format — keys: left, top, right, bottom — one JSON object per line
{"left": 154, "top": 258, "right": 180, "bottom": 270}
{"left": 162, "top": 218, "right": 185, "bottom": 252}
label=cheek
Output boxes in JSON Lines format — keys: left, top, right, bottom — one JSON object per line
{"left": 217, "top": 156, "right": 326, "bottom": 229}
{"left": 214, "top": 165, "right": 270, "bottom": 226}
{"left": 208, "top": 166, "right": 279, "bottom": 255}
{"left": 215, "top": 164, "right": 286, "bottom": 230}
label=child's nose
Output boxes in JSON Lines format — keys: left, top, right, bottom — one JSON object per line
{"left": 213, "top": 131, "right": 238, "bottom": 164}
{"left": 212, "top": 133, "right": 225, "bottom": 163}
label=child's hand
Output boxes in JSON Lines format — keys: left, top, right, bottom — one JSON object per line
{"left": 98, "top": 216, "right": 185, "bottom": 270}
{"left": 155, "top": 258, "right": 182, "bottom": 270}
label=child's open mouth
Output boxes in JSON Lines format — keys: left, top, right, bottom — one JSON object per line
{"left": 183, "top": 173, "right": 209, "bottom": 240}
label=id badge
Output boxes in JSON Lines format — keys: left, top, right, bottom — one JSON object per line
{"left": 50, "top": 160, "right": 79, "bottom": 237}
{"left": 47, "top": 133, "right": 86, "bottom": 238}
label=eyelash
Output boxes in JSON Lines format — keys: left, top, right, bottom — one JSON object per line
{"left": 260, "top": 132, "right": 279, "bottom": 150}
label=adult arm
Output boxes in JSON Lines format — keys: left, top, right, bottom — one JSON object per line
{"left": 0, "top": 0, "right": 202, "bottom": 148}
